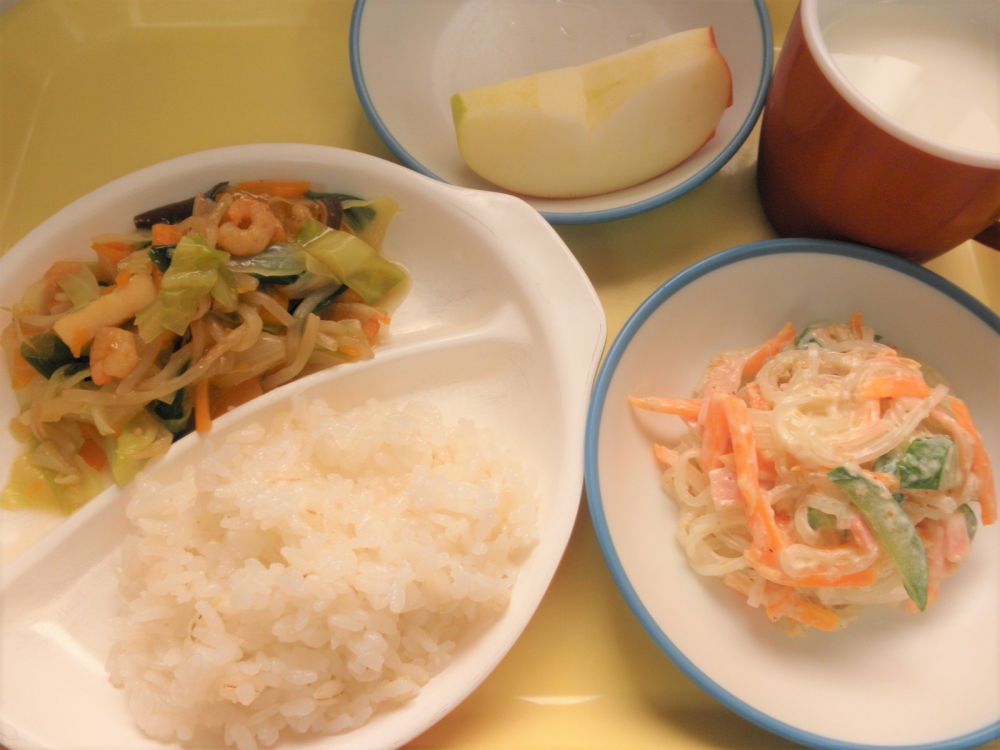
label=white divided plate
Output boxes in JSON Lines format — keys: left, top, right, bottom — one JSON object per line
{"left": 350, "top": 0, "right": 772, "bottom": 224}
{"left": 586, "top": 240, "right": 1000, "bottom": 749}
{"left": 0, "top": 144, "right": 606, "bottom": 750}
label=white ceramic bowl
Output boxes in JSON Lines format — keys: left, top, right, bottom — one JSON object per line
{"left": 585, "top": 239, "right": 1000, "bottom": 749}
{"left": 350, "top": 0, "right": 772, "bottom": 224}
{"left": 0, "top": 144, "right": 607, "bottom": 750}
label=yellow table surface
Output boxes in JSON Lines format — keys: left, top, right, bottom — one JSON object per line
{"left": 1, "top": 2, "right": 997, "bottom": 749}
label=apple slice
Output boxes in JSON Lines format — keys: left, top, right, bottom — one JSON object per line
{"left": 450, "top": 27, "right": 733, "bottom": 198}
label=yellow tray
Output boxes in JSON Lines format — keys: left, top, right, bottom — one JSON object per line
{"left": 1, "top": 2, "right": 997, "bottom": 749}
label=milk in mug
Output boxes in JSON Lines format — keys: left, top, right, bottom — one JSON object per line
{"left": 821, "top": 1, "right": 1000, "bottom": 155}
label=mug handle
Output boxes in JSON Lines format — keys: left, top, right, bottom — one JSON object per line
{"left": 975, "top": 223, "right": 1000, "bottom": 251}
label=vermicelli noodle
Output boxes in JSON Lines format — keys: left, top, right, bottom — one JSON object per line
{"left": 631, "top": 314, "right": 996, "bottom": 634}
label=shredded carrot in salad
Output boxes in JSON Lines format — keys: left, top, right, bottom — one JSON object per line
{"left": 631, "top": 314, "right": 995, "bottom": 635}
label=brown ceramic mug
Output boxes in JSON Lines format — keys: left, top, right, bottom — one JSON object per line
{"left": 757, "top": 0, "right": 1000, "bottom": 263}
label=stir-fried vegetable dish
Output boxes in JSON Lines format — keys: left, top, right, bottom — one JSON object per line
{"left": 1, "top": 180, "right": 409, "bottom": 512}
{"left": 630, "top": 313, "right": 995, "bottom": 634}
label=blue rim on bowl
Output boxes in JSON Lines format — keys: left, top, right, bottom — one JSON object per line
{"left": 584, "top": 238, "right": 1000, "bottom": 750}
{"left": 349, "top": 0, "right": 773, "bottom": 225}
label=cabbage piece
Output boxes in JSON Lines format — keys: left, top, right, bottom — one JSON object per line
{"left": 55, "top": 264, "right": 100, "bottom": 309}
{"left": 121, "top": 249, "right": 156, "bottom": 276}
{"left": 298, "top": 219, "right": 406, "bottom": 305}
{"left": 111, "top": 411, "right": 172, "bottom": 485}
{"left": 136, "top": 234, "right": 229, "bottom": 341}
{"left": 0, "top": 452, "right": 107, "bottom": 514}
{"left": 211, "top": 265, "right": 239, "bottom": 313}
{"left": 305, "top": 193, "right": 399, "bottom": 250}
{"left": 281, "top": 271, "right": 336, "bottom": 299}
{"left": 16, "top": 278, "right": 53, "bottom": 316}
{"left": 227, "top": 244, "right": 307, "bottom": 278}
{"left": 339, "top": 196, "right": 398, "bottom": 249}
{"left": 1, "top": 454, "right": 62, "bottom": 511}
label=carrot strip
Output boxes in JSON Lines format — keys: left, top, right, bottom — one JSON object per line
{"left": 867, "top": 469, "right": 900, "bottom": 493}
{"left": 857, "top": 375, "right": 932, "bottom": 401}
{"left": 210, "top": 377, "right": 263, "bottom": 418}
{"left": 194, "top": 379, "right": 212, "bottom": 434}
{"left": 79, "top": 438, "right": 107, "bottom": 472}
{"left": 653, "top": 443, "right": 677, "bottom": 467}
{"left": 765, "top": 586, "right": 842, "bottom": 631}
{"left": 708, "top": 466, "right": 741, "bottom": 511}
{"left": 151, "top": 223, "right": 184, "bottom": 247}
{"left": 915, "top": 521, "right": 945, "bottom": 609}
{"left": 850, "top": 515, "right": 879, "bottom": 555}
{"left": 235, "top": 180, "right": 311, "bottom": 200}
{"left": 44, "top": 260, "right": 85, "bottom": 282}
{"left": 757, "top": 452, "right": 778, "bottom": 488}
{"left": 628, "top": 396, "right": 701, "bottom": 422}
{"left": 782, "top": 566, "right": 878, "bottom": 590}
{"left": 361, "top": 318, "right": 381, "bottom": 343}
{"left": 69, "top": 328, "right": 90, "bottom": 357}
{"left": 742, "top": 322, "right": 795, "bottom": 379}
{"left": 848, "top": 311, "right": 865, "bottom": 338}
{"left": 721, "top": 395, "right": 784, "bottom": 555}
{"left": 91, "top": 241, "right": 132, "bottom": 264}
{"left": 2, "top": 327, "right": 39, "bottom": 389}
{"left": 8, "top": 348, "right": 39, "bottom": 388}
{"left": 748, "top": 548, "right": 880, "bottom": 589}
{"left": 700, "top": 395, "right": 730, "bottom": 473}
{"left": 948, "top": 396, "right": 996, "bottom": 524}
{"left": 744, "top": 382, "right": 770, "bottom": 410}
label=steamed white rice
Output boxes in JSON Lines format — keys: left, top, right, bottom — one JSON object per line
{"left": 107, "top": 398, "right": 537, "bottom": 749}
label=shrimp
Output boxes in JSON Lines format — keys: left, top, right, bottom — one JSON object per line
{"left": 217, "top": 198, "right": 280, "bottom": 256}
{"left": 268, "top": 197, "right": 322, "bottom": 240}
{"left": 90, "top": 326, "right": 140, "bottom": 385}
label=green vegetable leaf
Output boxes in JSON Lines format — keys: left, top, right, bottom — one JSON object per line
{"left": 150, "top": 387, "right": 192, "bottom": 437}
{"left": 313, "top": 284, "right": 349, "bottom": 315}
{"left": 306, "top": 191, "right": 373, "bottom": 231}
{"left": 227, "top": 244, "right": 307, "bottom": 278}
{"left": 828, "top": 466, "right": 928, "bottom": 610}
{"left": 957, "top": 504, "right": 978, "bottom": 541}
{"left": 149, "top": 245, "right": 174, "bottom": 272}
{"left": 874, "top": 451, "right": 901, "bottom": 476}
{"left": 20, "top": 332, "right": 87, "bottom": 379}
{"left": 340, "top": 196, "right": 398, "bottom": 249}
{"left": 897, "top": 436, "right": 958, "bottom": 491}
{"left": 807, "top": 507, "right": 838, "bottom": 531}
{"left": 795, "top": 325, "right": 823, "bottom": 349}
{"left": 136, "top": 234, "right": 229, "bottom": 341}
{"left": 298, "top": 219, "right": 406, "bottom": 305}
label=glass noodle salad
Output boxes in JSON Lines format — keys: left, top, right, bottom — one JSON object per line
{"left": 630, "top": 313, "right": 996, "bottom": 635}
{"left": 1, "top": 180, "right": 409, "bottom": 512}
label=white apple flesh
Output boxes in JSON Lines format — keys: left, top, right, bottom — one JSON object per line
{"left": 450, "top": 27, "right": 733, "bottom": 198}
